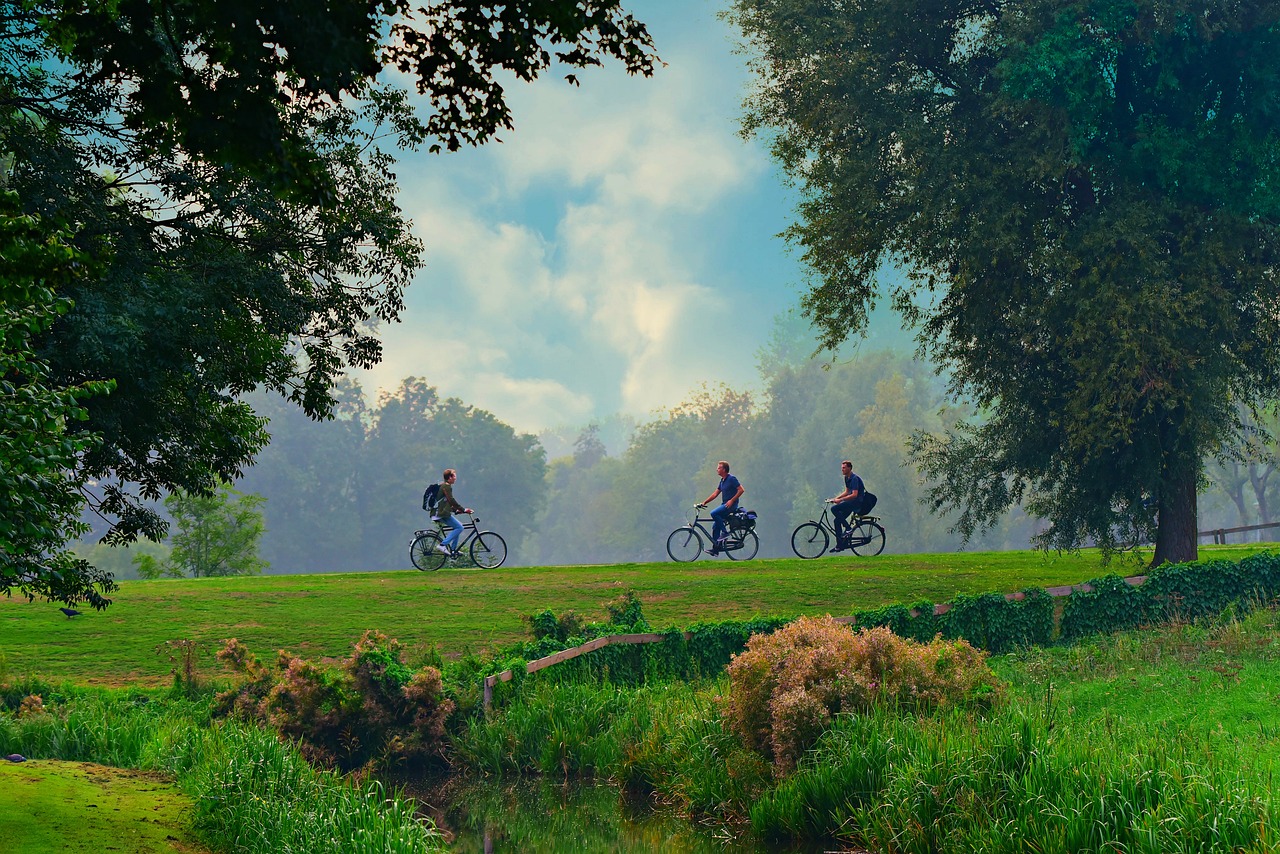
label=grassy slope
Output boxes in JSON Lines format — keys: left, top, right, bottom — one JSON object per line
{"left": 0, "top": 546, "right": 1268, "bottom": 685}
{"left": 0, "top": 760, "right": 210, "bottom": 854}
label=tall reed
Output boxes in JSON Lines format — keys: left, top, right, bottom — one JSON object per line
{"left": 0, "top": 690, "right": 444, "bottom": 853}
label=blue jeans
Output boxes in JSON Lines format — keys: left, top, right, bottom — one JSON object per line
{"left": 832, "top": 499, "right": 859, "bottom": 537}
{"left": 441, "top": 515, "right": 464, "bottom": 550}
{"left": 710, "top": 504, "right": 734, "bottom": 545}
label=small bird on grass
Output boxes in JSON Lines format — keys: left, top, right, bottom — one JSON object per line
{"left": 59, "top": 607, "right": 81, "bottom": 618}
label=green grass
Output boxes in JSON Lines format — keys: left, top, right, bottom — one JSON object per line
{"left": 0, "top": 691, "right": 445, "bottom": 853}
{"left": 454, "top": 606, "right": 1280, "bottom": 852}
{"left": 1, "top": 545, "right": 1268, "bottom": 685}
{"left": 0, "top": 760, "right": 210, "bottom": 854}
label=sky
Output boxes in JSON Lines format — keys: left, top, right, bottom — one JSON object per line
{"left": 350, "top": 0, "right": 903, "bottom": 434}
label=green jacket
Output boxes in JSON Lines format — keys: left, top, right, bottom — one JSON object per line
{"left": 437, "top": 481, "right": 464, "bottom": 519}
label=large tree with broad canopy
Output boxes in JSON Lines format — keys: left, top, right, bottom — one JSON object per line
{"left": 728, "top": 0, "right": 1280, "bottom": 565}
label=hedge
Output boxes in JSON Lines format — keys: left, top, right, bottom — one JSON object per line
{"left": 471, "top": 551, "right": 1280, "bottom": 708}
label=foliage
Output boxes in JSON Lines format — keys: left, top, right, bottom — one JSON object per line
{"left": 0, "top": 691, "right": 444, "bottom": 851}
{"left": 721, "top": 617, "right": 1002, "bottom": 772}
{"left": 852, "top": 599, "right": 941, "bottom": 644}
{"left": 1061, "top": 552, "right": 1280, "bottom": 641}
{"left": 4, "top": 0, "right": 654, "bottom": 559}
{"left": 30, "top": 0, "right": 659, "bottom": 200}
{"left": 135, "top": 484, "right": 268, "bottom": 578}
{"left": 0, "top": 192, "right": 115, "bottom": 607}
{"left": 941, "top": 588, "right": 1055, "bottom": 654}
{"left": 214, "top": 630, "right": 454, "bottom": 773}
{"left": 729, "top": 0, "right": 1280, "bottom": 565}
{"left": 154, "top": 639, "right": 213, "bottom": 700}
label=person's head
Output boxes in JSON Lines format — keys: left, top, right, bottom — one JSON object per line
{"left": 841, "top": 460, "right": 853, "bottom": 475}
{"left": 443, "top": 468, "right": 457, "bottom": 483}
{"left": 717, "top": 460, "right": 730, "bottom": 477}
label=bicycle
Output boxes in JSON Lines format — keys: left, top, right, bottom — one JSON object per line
{"left": 666, "top": 505, "right": 759, "bottom": 562}
{"left": 409, "top": 512, "right": 508, "bottom": 570}
{"left": 790, "top": 504, "right": 886, "bottom": 559}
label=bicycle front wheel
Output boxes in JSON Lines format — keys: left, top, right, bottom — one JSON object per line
{"left": 470, "top": 531, "right": 508, "bottom": 569}
{"left": 410, "top": 532, "right": 447, "bottom": 571}
{"left": 850, "top": 520, "right": 886, "bottom": 556}
{"left": 727, "top": 530, "right": 759, "bottom": 561}
{"left": 791, "top": 522, "right": 828, "bottom": 559}
{"left": 666, "top": 527, "right": 703, "bottom": 562}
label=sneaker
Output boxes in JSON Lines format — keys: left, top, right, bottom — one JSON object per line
{"left": 436, "top": 544, "right": 451, "bottom": 555}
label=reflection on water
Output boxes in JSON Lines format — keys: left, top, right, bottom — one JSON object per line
{"left": 406, "top": 778, "right": 849, "bottom": 853}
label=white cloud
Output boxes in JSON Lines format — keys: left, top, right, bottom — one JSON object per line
{"left": 354, "top": 13, "right": 775, "bottom": 432}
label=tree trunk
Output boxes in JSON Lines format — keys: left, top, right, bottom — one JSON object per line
{"left": 1152, "top": 462, "right": 1199, "bottom": 567}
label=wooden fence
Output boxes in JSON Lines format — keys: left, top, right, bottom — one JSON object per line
{"left": 481, "top": 573, "right": 1151, "bottom": 710}
{"left": 1199, "top": 521, "right": 1280, "bottom": 545}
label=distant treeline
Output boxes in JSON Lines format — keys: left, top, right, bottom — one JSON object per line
{"left": 232, "top": 348, "right": 1040, "bottom": 572}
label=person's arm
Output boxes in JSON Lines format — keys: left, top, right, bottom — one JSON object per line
{"left": 831, "top": 480, "right": 859, "bottom": 503}
{"left": 699, "top": 487, "right": 721, "bottom": 507}
{"left": 727, "top": 483, "right": 745, "bottom": 509}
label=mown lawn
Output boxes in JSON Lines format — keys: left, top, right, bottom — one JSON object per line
{"left": 0, "top": 545, "right": 1269, "bottom": 685}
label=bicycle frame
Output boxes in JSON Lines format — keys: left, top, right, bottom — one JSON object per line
{"left": 434, "top": 513, "right": 481, "bottom": 554}
{"left": 791, "top": 504, "right": 886, "bottom": 559}
{"left": 683, "top": 509, "right": 746, "bottom": 548}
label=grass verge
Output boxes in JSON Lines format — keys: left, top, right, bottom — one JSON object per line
{"left": 0, "top": 545, "right": 1268, "bottom": 685}
{"left": 0, "top": 690, "right": 444, "bottom": 853}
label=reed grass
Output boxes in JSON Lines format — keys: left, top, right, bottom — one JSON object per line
{"left": 0, "top": 690, "right": 444, "bottom": 853}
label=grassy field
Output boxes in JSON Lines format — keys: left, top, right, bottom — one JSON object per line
{"left": 0, "top": 545, "right": 1269, "bottom": 685}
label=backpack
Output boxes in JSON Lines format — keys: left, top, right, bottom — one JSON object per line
{"left": 422, "top": 482, "right": 442, "bottom": 514}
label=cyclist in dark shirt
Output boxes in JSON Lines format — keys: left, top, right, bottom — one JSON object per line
{"left": 828, "top": 460, "right": 864, "bottom": 552}
{"left": 698, "top": 460, "right": 745, "bottom": 555}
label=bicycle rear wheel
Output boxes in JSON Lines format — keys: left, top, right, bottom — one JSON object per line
{"left": 850, "top": 520, "right": 886, "bottom": 556}
{"left": 470, "top": 531, "right": 508, "bottom": 569}
{"left": 791, "top": 522, "right": 828, "bottom": 559}
{"left": 666, "top": 527, "right": 703, "bottom": 562}
{"left": 410, "top": 532, "right": 447, "bottom": 571}
{"left": 727, "top": 530, "right": 759, "bottom": 560}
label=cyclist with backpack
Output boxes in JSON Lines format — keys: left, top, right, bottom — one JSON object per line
{"left": 697, "top": 460, "right": 745, "bottom": 556}
{"left": 426, "top": 468, "right": 472, "bottom": 555}
{"left": 828, "top": 460, "right": 876, "bottom": 552}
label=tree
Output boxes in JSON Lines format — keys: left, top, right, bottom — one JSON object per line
{"left": 1, "top": 0, "right": 658, "bottom": 585}
{"left": 730, "top": 0, "right": 1280, "bottom": 564}
{"left": 135, "top": 484, "right": 268, "bottom": 578}
{"left": 27, "top": 0, "right": 660, "bottom": 202}
{"left": 0, "top": 192, "right": 116, "bottom": 607}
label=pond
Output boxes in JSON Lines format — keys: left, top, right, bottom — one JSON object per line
{"left": 407, "top": 778, "right": 853, "bottom": 853}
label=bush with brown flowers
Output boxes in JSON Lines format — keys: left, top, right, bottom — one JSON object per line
{"left": 214, "top": 630, "right": 454, "bottom": 773}
{"left": 721, "top": 616, "right": 1002, "bottom": 772}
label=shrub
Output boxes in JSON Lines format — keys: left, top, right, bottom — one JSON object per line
{"left": 214, "top": 630, "right": 454, "bottom": 773}
{"left": 721, "top": 617, "right": 1002, "bottom": 772}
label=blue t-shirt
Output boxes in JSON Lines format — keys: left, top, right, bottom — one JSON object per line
{"left": 845, "top": 472, "right": 864, "bottom": 496}
{"left": 718, "top": 474, "right": 741, "bottom": 506}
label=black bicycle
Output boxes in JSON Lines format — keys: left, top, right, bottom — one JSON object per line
{"left": 791, "top": 504, "right": 886, "bottom": 559}
{"left": 666, "top": 505, "right": 759, "bottom": 562}
{"left": 409, "top": 513, "right": 508, "bottom": 570}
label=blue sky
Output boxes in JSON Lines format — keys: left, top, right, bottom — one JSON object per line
{"left": 351, "top": 0, "right": 904, "bottom": 432}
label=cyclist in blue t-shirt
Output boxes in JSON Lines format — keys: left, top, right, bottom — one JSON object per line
{"left": 828, "top": 460, "right": 865, "bottom": 552}
{"left": 698, "top": 460, "right": 745, "bottom": 555}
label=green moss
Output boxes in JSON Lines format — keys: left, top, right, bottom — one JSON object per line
{"left": 0, "top": 760, "right": 208, "bottom": 854}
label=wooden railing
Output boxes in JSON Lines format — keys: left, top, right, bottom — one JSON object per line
{"left": 1199, "top": 521, "right": 1280, "bottom": 545}
{"left": 481, "top": 574, "right": 1151, "bottom": 710}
